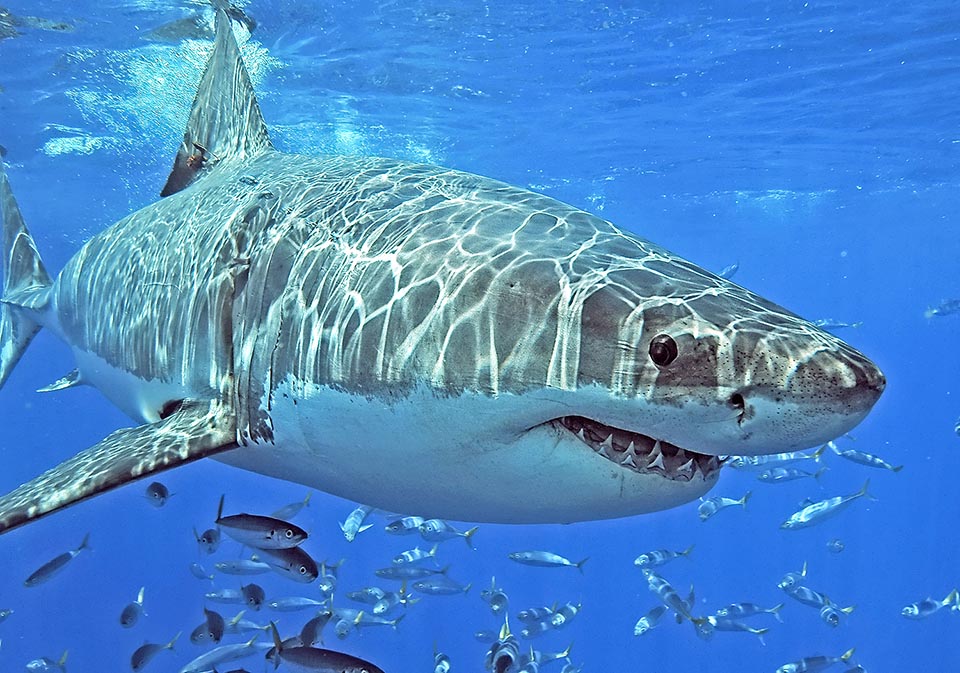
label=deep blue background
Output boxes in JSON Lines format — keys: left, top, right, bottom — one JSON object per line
{"left": 1, "top": 1, "right": 958, "bottom": 671}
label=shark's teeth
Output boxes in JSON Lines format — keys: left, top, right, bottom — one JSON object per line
{"left": 556, "top": 416, "right": 720, "bottom": 482}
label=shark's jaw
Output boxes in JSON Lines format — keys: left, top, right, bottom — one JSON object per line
{"left": 553, "top": 416, "right": 723, "bottom": 482}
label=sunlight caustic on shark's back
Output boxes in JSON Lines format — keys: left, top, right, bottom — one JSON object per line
{"left": 0, "top": 8, "right": 885, "bottom": 534}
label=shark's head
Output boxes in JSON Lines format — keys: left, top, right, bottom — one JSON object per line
{"left": 375, "top": 219, "right": 887, "bottom": 523}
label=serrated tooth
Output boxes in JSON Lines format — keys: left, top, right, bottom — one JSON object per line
{"left": 601, "top": 434, "right": 614, "bottom": 450}
{"left": 576, "top": 428, "right": 587, "bottom": 443}
{"left": 648, "top": 451, "right": 665, "bottom": 471}
{"left": 626, "top": 440, "right": 638, "bottom": 456}
{"left": 675, "top": 448, "right": 688, "bottom": 462}
{"left": 599, "top": 442, "right": 617, "bottom": 460}
{"left": 619, "top": 451, "right": 637, "bottom": 468}
{"left": 677, "top": 458, "right": 695, "bottom": 478}
{"left": 650, "top": 440, "right": 663, "bottom": 460}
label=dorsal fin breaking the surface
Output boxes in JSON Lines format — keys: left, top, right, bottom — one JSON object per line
{"left": 159, "top": 8, "right": 272, "bottom": 197}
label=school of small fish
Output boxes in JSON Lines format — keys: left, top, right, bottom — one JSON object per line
{"left": 2, "top": 434, "right": 947, "bottom": 671}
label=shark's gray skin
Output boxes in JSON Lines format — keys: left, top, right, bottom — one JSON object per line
{"left": 0, "top": 11, "right": 885, "bottom": 534}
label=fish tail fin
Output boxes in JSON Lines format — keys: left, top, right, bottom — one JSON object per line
{"left": 681, "top": 544, "right": 695, "bottom": 557}
{"left": 137, "top": 586, "right": 146, "bottom": 605}
{"left": 58, "top": 651, "right": 68, "bottom": 667}
{"left": 159, "top": 6, "right": 273, "bottom": 197}
{"left": 892, "top": 464, "right": 904, "bottom": 473}
{"left": 770, "top": 602, "right": 785, "bottom": 623}
{"left": 166, "top": 630, "right": 181, "bottom": 650}
{"left": 944, "top": 588, "right": 959, "bottom": 607}
{"left": 0, "top": 162, "right": 54, "bottom": 390}
{"left": 814, "top": 467, "right": 828, "bottom": 481}
{"left": 815, "top": 443, "right": 830, "bottom": 460}
{"left": 840, "top": 647, "right": 856, "bottom": 663}
{"left": 391, "top": 613, "right": 406, "bottom": 630}
{"left": 575, "top": 557, "right": 589, "bottom": 573}
{"left": 463, "top": 525, "right": 480, "bottom": 548}
{"left": 77, "top": 532, "right": 91, "bottom": 552}
{"left": 858, "top": 479, "right": 876, "bottom": 501}
{"left": 924, "top": 307, "right": 937, "bottom": 319}
{"left": 841, "top": 604, "right": 856, "bottom": 614}
{"left": 216, "top": 494, "right": 225, "bottom": 521}
{"left": 740, "top": 490, "right": 753, "bottom": 507}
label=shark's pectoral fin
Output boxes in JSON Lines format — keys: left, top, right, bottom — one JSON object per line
{"left": 159, "top": 7, "right": 272, "bottom": 197}
{"left": 0, "top": 398, "right": 238, "bottom": 535}
{"left": 36, "top": 368, "right": 84, "bottom": 393}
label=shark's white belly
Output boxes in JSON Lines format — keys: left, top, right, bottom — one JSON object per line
{"left": 213, "top": 376, "right": 715, "bottom": 524}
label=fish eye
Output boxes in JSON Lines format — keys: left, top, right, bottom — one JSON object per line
{"left": 299, "top": 565, "right": 307, "bottom": 574}
{"left": 285, "top": 529, "right": 294, "bottom": 538}
{"left": 649, "top": 334, "right": 678, "bottom": 367}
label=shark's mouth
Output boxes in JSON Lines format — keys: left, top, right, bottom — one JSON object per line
{"left": 556, "top": 416, "right": 722, "bottom": 482}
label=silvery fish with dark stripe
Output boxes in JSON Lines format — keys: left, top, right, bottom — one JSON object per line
{"left": 215, "top": 558, "right": 272, "bottom": 575}
{"left": 131, "top": 631, "right": 179, "bottom": 671}
{"left": 384, "top": 516, "right": 424, "bottom": 535}
{"left": 827, "top": 441, "right": 902, "bottom": 472}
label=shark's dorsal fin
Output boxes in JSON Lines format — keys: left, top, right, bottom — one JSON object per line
{"left": 160, "top": 9, "right": 272, "bottom": 197}
{"left": 0, "top": 398, "right": 237, "bottom": 535}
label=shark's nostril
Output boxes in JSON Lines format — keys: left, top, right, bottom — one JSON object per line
{"left": 729, "top": 393, "right": 746, "bottom": 425}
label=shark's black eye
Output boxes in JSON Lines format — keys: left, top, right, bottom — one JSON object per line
{"left": 649, "top": 334, "right": 678, "bottom": 367}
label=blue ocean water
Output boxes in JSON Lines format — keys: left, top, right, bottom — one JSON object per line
{"left": 0, "top": 0, "right": 958, "bottom": 671}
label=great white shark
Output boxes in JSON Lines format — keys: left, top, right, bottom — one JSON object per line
{"left": 0, "top": 11, "right": 884, "bottom": 534}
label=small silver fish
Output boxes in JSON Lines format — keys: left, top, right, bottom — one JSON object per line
{"left": 393, "top": 544, "right": 439, "bottom": 566}
{"left": 777, "top": 562, "right": 808, "bottom": 592}
{"left": 717, "top": 262, "right": 739, "bottom": 279}
{"left": 119, "top": 586, "right": 146, "bottom": 628}
{"left": 193, "top": 527, "right": 221, "bottom": 554}
{"left": 508, "top": 551, "right": 587, "bottom": 572}
{"left": 130, "top": 631, "right": 179, "bottom": 671}
{"left": 144, "top": 481, "right": 170, "bottom": 507}
{"left": 827, "top": 538, "right": 845, "bottom": 554}
{"left": 819, "top": 599, "right": 855, "bottom": 627}
{"left": 346, "top": 586, "right": 387, "bottom": 605}
{"left": 827, "top": 441, "right": 902, "bottom": 472}
{"left": 178, "top": 634, "right": 268, "bottom": 673}
{"left": 215, "top": 496, "right": 308, "bottom": 550}
{"left": 698, "top": 492, "right": 751, "bottom": 522}
{"left": 776, "top": 647, "right": 856, "bottom": 673}
{"left": 339, "top": 504, "right": 375, "bottom": 542}
{"left": 901, "top": 589, "right": 959, "bottom": 619}
{"left": 812, "top": 318, "right": 863, "bottom": 331}
{"left": 205, "top": 588, "right": 245, "bottom": 605}
{"left": 643, "top": 569, "right": 693, "bottom": 621}
{"left": 780, "top": 480, "right": 874, "bottom": 530}
{"left": 549, "top": 601, "right": 581, "bottom": 628}
{"left": 384, "top": 515, "right": 425, "bottom": 535}
{"left": 419, "top": 519, "right": 479, "bottom": 547}
{"left": 715, "top": 602, "right": 784, "bottom": 622}
{"left": 517, "top": 606, "right": 555, "bottom": 623}
{"left": 474, "top": 629, "right": 498, "bottom": 642}
{"left": 782, "top": 584, "right": 829, "bottom": 609}
{"left": 25, "top": 651, "right": 68, "bottom": 673}
{"left": 271, "top": 492, "right": 311, "bottom": 520}
{"left": 726, "top": 445, "right": 825, "bottom": 471}
{"left": 267, "top": 596, "right": 327, "bottom": 612}
{"left": 633, "top": 544, "right": 694, "bottom": 568}
{"left": 692, "top": 615, "right": 768, "bottom": 644}
{"left": 924, "top": 298, "right": 960, "bottom": 318}
{"left": 757, "top": 466, "right": 827, "bottom": 484}
{"left": 189, "top": 562, "right": 214, "bottom": 581}
{"left": 372, "top": 584, "right": 418, "bottom": 614}
{"left": 0, "top": 608, "right": 12, "bottom": 623}
{"left": 633, "top": 604, "right": 668, "bottom": 636}
{"left": 480, "top": 576, "right": 509, "bottom": 615}
{"left": 412, "top": 575, "right": 472, "bottom": 595}
{"left": 375, "top": 564, "right": 448, "bottom": 581}
{"left": 24, "top": 533, "right": 90, "bottom": 587}
{"left": 434, "top": 648, "right": 451, "bottom": 673}
{"left": 215, "top": 558, "right": 272, "bottom": 575}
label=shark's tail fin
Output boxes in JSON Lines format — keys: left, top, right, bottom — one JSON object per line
{"left": 159, "top": 7, "right": 273, "bottom": 197}
{"left": 0, "top": 162, "right": 53, "bottom": 389}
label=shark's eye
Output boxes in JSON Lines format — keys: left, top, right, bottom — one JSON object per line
{"left": 649, "top": 334, "right": 678, "bottom": 366}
